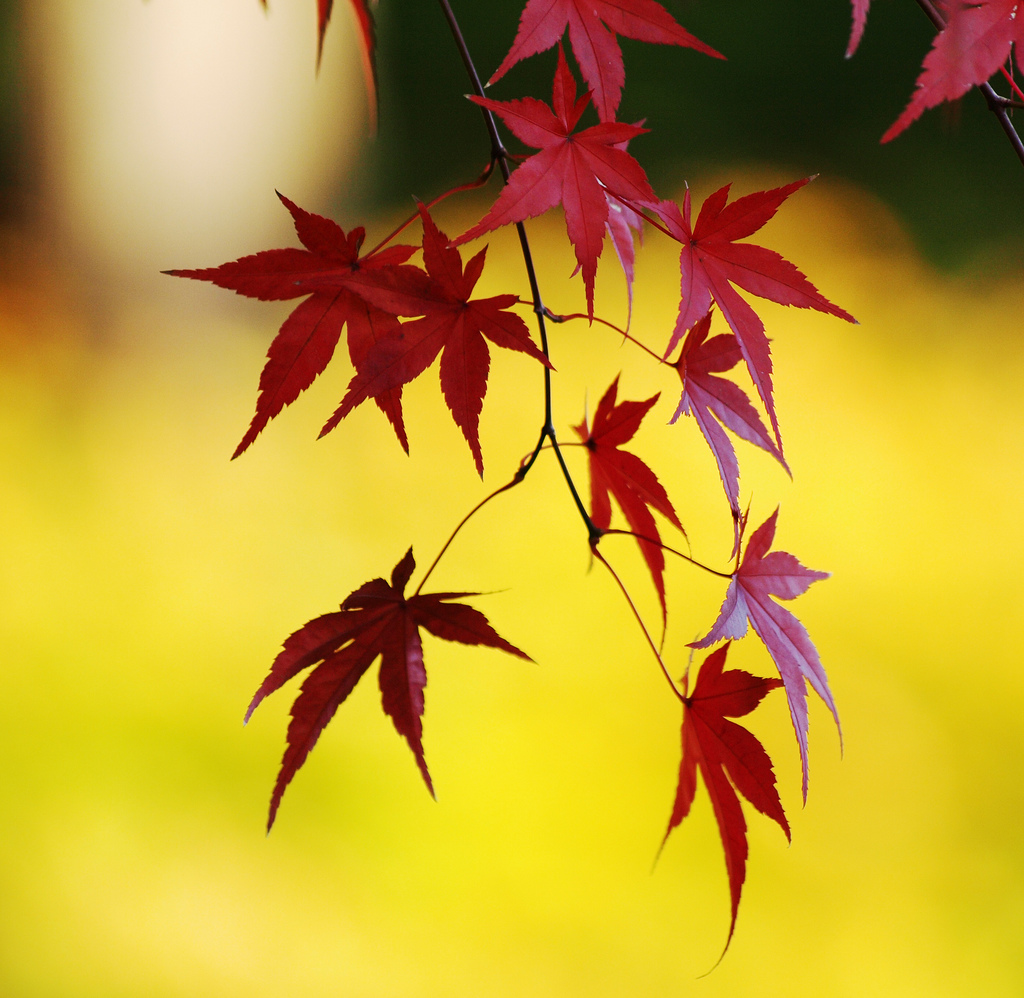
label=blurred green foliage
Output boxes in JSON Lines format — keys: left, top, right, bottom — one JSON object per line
{"left": 361, "top": 0, "right": 1023, "bottom": 269}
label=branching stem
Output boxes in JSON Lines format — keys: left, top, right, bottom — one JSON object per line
{"left": 912, "top": 0, "right": 1024, "bottom": 168}
{"left": 591, "top": 546, "right": 684, "bottom": 702}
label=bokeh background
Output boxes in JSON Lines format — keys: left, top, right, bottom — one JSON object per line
{"left": 1, "top": 1, "right": 1023, "bottom": 995}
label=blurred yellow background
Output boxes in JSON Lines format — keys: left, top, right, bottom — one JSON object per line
{"left": 1, "top": 3, "right": 1023, "bottom": 996}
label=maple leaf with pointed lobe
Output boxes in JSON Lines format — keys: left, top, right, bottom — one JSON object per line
{"left": 652, "top": 181, "right": 856, "bottom": 450}
{"left": 691, "top": 509, "right": 836, "bottom": 801}
{"left": 662, "top": 642, "right": 789, "bottom": 954}
{"left": 259, "top": 1, "right": 378, "bottom": 127}
{"left": 454, "top": 44, "right": 657, "bottom": 319}
{"left": 574, "top": 376, "right": 683, "bottom": 623}
{"left": 245, "top": 547, "right": 531, "bottom": 831}
{"left": 166, "top": 192, "right": 427, "bottom": 457}
{"left": 881, "top": 0, "right": 1024, "bottom": 142}
{"left": 326, "top": 204, "right": 551, "bottom": 476}
{"left": 669, "top": 310, "right": 788, "bottom": 545}
{"left": 488, "top": 0, "right": 722, "bottom": 122}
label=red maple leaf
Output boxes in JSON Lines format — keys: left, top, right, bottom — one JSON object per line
{"left": 574, "top": 376, "right": 683, "bottom": 623}
{"left": 882, "top": 0, "right": 1024, "bottom": 142}
{"left": 662, "top": 642, "right": 789, "bottom": 953}
{"left": 846, "top": 0, "right": 871, "bottom": 57}
{"left": 454, "top": 44, "right": 657, "bottom": 319}
{"left": 690, "top": 509, "right": 836, "bottom": 800}
{"left": 488, "top": 0, "right": 722, "bottom": 122}
{"left": 669, "top": 310, "right": 788, "bottom": 548}
{"left": 326, "top": 204, "right": 551, "bottom": 476}
{"left": 652, "top": 182, "right": 856, "bottom": 450}
{"left": 245, "top": 547, "right": 531, "bottom": 831}
{"left": 166, "top": 193, "right": 426, "bottom": 458}
{"left": 259, "top": 1, "right": 378, "bottom": 127}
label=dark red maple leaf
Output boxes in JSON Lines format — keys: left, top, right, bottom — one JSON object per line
{"left": 881, "top": 0, "right": 1024, "bottom": 142}
{"left": 488, "top": 0, "right": 722, "bottom": 123}
{"left": 652, "top": 182, "right": 856, "bottom": 450}
{"left": 326, "top": 204, "right": 551, "bottom": 476}
{"left": 691, "top": 509, "right": 835, "bottom": 801}
{"left": 669, "top": 309, "right": 788, "bottom": 549}
{"left": 662, "top": 642, "right": 789, "bottom": 953}
{"left": 574, "top": 376, "right": 683, "bottom": 624}
{"left": 245, "top": 547, "right": 531, "bottom": 831}
{"left": 454, "top": 44, "right": 657, "bottom": 319}
{"left": 166, "top": 192, "right": 427, "bottom": 458}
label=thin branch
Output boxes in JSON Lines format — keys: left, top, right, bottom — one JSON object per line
{"left": 912, "top": 0, "right": 1024, "bottom": 169}
{"left": 602, "top": 528, "right": 734, "bottom": 580}
{"left": 591, "top": 546, "right": 685, "bottom": 702}
{"left": 437, "top": 0, "right": 600, "bottom": 542}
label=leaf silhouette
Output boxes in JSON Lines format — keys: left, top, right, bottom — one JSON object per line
{"left": 166, "top": 193, "right": 425, "bottom": 457}
{"left": 663, "top": 642, "right": 789, "bottom": 954}
{"left": 488, "top": 0, "right": 722, "bottom": 122}
{"left": 328, "top": 204, "right": 551, "bottom": 475}
{"left": 246, "top": 548, "right": 531, "bottom": 831}
{"left": 690, "top": 509, "right": 835, "bottom": 800}
{"left": 454, "top": 44, "right": 656, "bottom": 319}
{"left": 652, "top": 182, "right": 856, "bottom": 450}
{"left": 574, "top": 376, "right": 683, "bottom": 624}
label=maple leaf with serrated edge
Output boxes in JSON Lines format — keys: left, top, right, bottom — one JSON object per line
{"left": 652, "top": 182, "right": 856, "bottom": 452}
{"left": 488, "top": 0, "right": 722, "bottom": 123}
{"left": 326, "top": 204, "right": 551, "bottom": 476}
{"left": 453, "top": 44, "right": 657, "bottom": 319}
{"left": 662, "top": 642, "right": 789, "bottom": 955}
{"left": 573, "top": 376, "right": 683, "bottom": 624}
{"left": 669, "top": 309, "right": 789, "bottom": 554}
{"left": 166, "top": 192, "right": 428, "bottom": 458}
{"left": 881, "top": 0, "right": 1024, "bottom": 142}
{"left": 245, "top": 547, "right": 531, "bottom": 831}
{"left": 690, "top": 509, "right": 836, "bottom": 801}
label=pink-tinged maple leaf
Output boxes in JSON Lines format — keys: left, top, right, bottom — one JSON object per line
{"left": 488, "top": 0, "right": 722, "bottom": 122}
{"left": 327, "top": 204, "right": 552, "bottom": 476}
{"left": 652, "top": 182, "right": 856, "bottom": 450}
{"left": 574, "top": 376, "right": 683, "bottom": 624}
{"left": 166, "top": 193, "right": 427, "bottom": 458}
{"left": 882, "top": 0, "right": 1024, "bottom": 142}
{"left": 669, "top": 310, "right": 789, "bottom": 551}
{"left": 846, "top": 0, "right": 871, "bottom": 57}
{"left": 663, "top": 642, "right": 789, "bottom": 954}
{"left": 454, "top": 44, "right": 657, "bottom": 319}
{"left": 690, "top": 509, "right": 835, "bottom": 801}
{"left": 245, "top": 547, "right": 531, "bottom": 831}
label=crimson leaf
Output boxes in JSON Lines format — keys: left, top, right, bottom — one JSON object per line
{"left": 652, "top": 181, "right": 856, "bottom": 450}
{"left": 245, "top": 547, "right": 531, "bottom": 831}
{"left": 327, "top": 204, "right": 551, "bottom": 476}
{"left": 454, "top": 44, "right": 656, "bottom": 319}
{"left": 663, "top": 642, "right": 789, "bottom": 953}
{"left": 166, "top": 192, "right": 425, "bottom": 457}
{"left": 573, "top": 376, "right": 683, "bottom": 624}
{"left": 488, "top": 0, "right": 722, "bottom": 122}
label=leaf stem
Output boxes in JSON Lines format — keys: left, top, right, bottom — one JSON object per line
{"left": 542, "top": 307, "right": 669, "bottom": 364}
{"left": 413, "top": 477, "right": 521, "bottom": 596}
{"left": 602, "top": 528, "right": 734, "bottom": 580}
{"left": 591, "top": 546, "right": 684, "bottom": 702}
